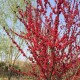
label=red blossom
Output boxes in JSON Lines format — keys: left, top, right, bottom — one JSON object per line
{"left": 4, "top": 0, "right": 80, "bottom": 80}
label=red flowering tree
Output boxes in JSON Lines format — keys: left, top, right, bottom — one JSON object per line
{"left": 4, "top": 0, "right": 80, "bottom": 80}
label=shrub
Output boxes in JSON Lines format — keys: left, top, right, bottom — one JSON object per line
{"left": 4, "top": 0, "right": 80, "bottom": 80}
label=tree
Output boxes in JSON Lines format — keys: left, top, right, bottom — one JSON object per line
{"left": 0, "top": 28, "right": 25, "bottom": 80}
{"left": 4, "top": 0, "right": 80, "bottom": 80}
{"left": 0, "top": 34, "right": 11, "bottom": 62}
{"left": 0, "top": 0, "right": 27, "bottom": 63}
{"left": 0, "top": 0, "right": 35, "bottom": 80}
{"left": 0, "top": 0, "right": 33, "bottom": 29}
{"left": 0, "top": 0, "right": 35, "bottom": 63}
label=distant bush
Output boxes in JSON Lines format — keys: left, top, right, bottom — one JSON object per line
{"left": 0, "top": 62, "right": 6, "bottom": 67}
